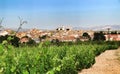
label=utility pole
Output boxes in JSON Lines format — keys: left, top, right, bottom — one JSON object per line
{"left": 107, "top": 28, "right": 110, "bottom": 41}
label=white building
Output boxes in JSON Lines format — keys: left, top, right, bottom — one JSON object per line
{"left": 0, "top": 31, "right": 8, "bottom": 36}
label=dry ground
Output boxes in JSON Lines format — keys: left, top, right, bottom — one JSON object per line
{"left": 79, "top": 48, "right": 120, "bottom": 74}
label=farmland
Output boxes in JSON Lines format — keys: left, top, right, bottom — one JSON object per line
{"left": 0, "top": 41, "right": 120, "bottom": 74}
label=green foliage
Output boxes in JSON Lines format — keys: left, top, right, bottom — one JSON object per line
{"left": 0, "top": 35, "right": 20, "bottom": 47}
{"left": 0, "top": 41, "right": 119, "bottom": 74}
{"left": 93, "top": 32, "right": 106, "bottom": 41}
{"left": 82, "top": 32, "right": 91, "bottom": 40}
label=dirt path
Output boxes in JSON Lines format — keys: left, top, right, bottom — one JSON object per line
{"left": 79, "top": 48, "right": 120, "bottom": 74}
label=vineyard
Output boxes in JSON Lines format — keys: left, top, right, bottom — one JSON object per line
{"left": 0, "top": 41, "right": 120, "bottom": 74}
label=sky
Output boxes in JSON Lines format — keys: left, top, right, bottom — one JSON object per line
{"left": 0, "top": 0, "right": 120, "bottom": 29}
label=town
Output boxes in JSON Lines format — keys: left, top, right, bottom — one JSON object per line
{"left": 0, "top": 26, "right": 120, "bottom": 45}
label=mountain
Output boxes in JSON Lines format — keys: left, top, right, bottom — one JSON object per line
{"left": 73, "top": 26, "right": 92, "bottom": 30}
{"left": 73, "top": 25, "right": 120, "bottom": 31}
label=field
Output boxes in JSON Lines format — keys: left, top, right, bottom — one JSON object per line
{"left": 0, "top": 41, "right": 120, "bottom": 74}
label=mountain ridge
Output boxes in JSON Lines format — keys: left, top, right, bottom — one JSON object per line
{"left": 73, "top": 25, "right": 120, "bottom": 31}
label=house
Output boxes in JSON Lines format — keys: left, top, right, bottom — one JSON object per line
{"left": 60, "top": 36, "right": 77, "bottom": 42}
{"left": 105, "top": 34, "right": 120, "bottom": 41}
{"left": 19, "top": 36, "right": 30, "bottom": 43}
{"left": 5, "top": 29, "right": 15, "bottom": 35}
{"left": 0, "top": 31, "right": 8, "bottom": 36}
{"left": 56, "top": 26, "right": 72, "bottom": 31}
{"left": 16, "top": 32, "right": 27, "bottom": 38}
{"left": 79, "top": 36, "right": 90, "bottom": 41}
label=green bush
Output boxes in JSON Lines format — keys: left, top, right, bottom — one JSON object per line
{"left": 0, "top": 41, "right": 119, "bottom": 74}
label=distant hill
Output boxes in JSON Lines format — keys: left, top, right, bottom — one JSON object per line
{"left": 73, "top": 25, "right": 120, "bottom": 31}
{"left": 4, "top": 28, "right": 30, "bottom": 32}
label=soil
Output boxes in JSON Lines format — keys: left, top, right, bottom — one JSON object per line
{"left": 78, "top": 48, "right": 120, "bottom": 74}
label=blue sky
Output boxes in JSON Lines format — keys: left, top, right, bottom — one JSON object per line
{"left": 0, "top": 0, "right": 120, "bottom": 29}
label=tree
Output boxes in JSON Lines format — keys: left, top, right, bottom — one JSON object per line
{"left": 0, "top": 35, "right": 20, "bottom": 47}
{"left": 93, "top": 31, "right": 106, "bottom": 41}
{"left": 82, "top": 32, "right": 91, "bottom": 40}
{"left": 0, "top": 17, "right": 4, "bottom": 30}
{"left": 111, "top": 31, "right": 117, "bottom": 34}
{"left": 15, "top": 17, "right": 27, "bottom": 34}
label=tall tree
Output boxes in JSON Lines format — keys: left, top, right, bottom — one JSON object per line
{"left": 82, "top": 32, "right": 91, "bottom": 40}
{"left": 93, "top": 31, "right": 106, "bottom": 41}
{"left": 15, "top": 17, "right": 27, "bottom": 34}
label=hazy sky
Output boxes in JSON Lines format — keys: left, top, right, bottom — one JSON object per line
{"left": 0, "top": 0, "right": 120, "bottom": 29}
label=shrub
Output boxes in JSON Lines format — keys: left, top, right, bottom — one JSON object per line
{"left": 0, "top": 41, "right": 119, "bottom": 74}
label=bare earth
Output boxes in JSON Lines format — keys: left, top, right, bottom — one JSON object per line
{"left": 79, "top": 48, "right": 120, "bottom": 74}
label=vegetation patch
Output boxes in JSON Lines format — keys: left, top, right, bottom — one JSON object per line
{"left": 0, "top": 41, "right": 120, "bottom": 74}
